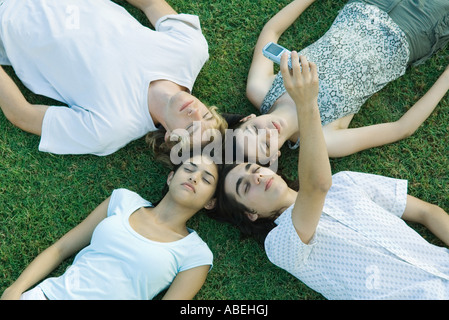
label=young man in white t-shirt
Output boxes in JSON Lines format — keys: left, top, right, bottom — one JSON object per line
{"left": 0, "top": 0, "right": 224, "bottom": 156}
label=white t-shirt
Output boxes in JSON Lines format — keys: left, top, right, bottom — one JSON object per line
{"left": 0, "top": 0, "right": 209, "bottom": 155}
{"left": 265, "top": 171, "right": 449, "bottom": 299}
{"left": 38, "top": 188, "right": 213, "bottom": 300}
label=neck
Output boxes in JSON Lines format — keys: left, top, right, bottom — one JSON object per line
{"left": 149, "top": 193, "right": 197, "bottom": 233}
{"left": 282, "top": 187, "right": 299, "bottom": 211}
{"left": 270, "top": 187, "right": 298, "bottom": 220}
{"left": 147, "top": 80, "right": 185, "bottom": 127}
{"left": 271, "top": 101, "right": 300, "bottom": 142}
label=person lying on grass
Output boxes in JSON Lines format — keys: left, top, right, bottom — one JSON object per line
{"left": 212, "top": 52, "right": 449, "bottom": 300}
{"left": 0, "top": 0, "right": 226, "bottom": 156}
{"left": 2, "top": 154, "right": 218, "bottom": 300}
{"left": 230, "top": 0, "right": 449, "bottom": 164}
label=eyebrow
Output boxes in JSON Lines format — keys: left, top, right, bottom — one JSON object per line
{"left": 235, "top": 163, "right": 252, "bottom": 197}
{"left": 186, "top": 162, "right": 216, "bottom": 180}
{"left": 186, "top": 113, "right": 214, "bottom": 136}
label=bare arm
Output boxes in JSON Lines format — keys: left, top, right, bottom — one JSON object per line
{"left": 161, "top": 265, "right": 210, "bottom": 300}
{"left": 282, "top": 52, "right": 332, "bottom": 244}
{"left": 402, "top": 195, "right": 449, "bottom": 247}
{"left": 1, "top": 198, "right": 110, "bottom": 300}
{"left": 125, "top": 0, "right": 177, "bottom": 26}
{"left": 324, "top": 66, "right": 449, "bottom": 158}
{"left": 0, "top": 66, "right": 48, "bottom": 136}
{"left": 247, "top": 0, "right": 316, "bottom": 108}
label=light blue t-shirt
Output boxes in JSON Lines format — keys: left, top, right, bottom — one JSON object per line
{"left": 38, "top": 189, "right": 213, "bottom": 300}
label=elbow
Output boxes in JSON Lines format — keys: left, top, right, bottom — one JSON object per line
{"left": 307, "top": 174, "right": 332, "bottom": 195}
{"left": 394, "top": 120, "right": 417, "bottom": 140}
{"left": 259, "top": 24, "right": 282, "bottom": 42}
{"left": 319, "top": 175, "right": 333, "bottom": 194}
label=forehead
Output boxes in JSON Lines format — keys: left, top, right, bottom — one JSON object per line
{"left": 224, "top": 163, "right": 249, "bottom": 194}
{"left": 183, "top": 155, "right": 218, "bottom": 173}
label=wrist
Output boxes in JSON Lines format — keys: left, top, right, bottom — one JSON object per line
{"left": 1, "top": 286, "right": 23, "bottom": 300}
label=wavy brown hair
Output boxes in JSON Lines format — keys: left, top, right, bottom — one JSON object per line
{"left": 146, "top": 106, "right": 228, "bottom": 166}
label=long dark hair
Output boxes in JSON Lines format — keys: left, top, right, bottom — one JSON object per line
{"left": 207, "top": 163, "right": 277, "bottom": 244}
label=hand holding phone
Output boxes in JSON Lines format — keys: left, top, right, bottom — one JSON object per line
{"left": 262, "top": 42, "right": 293, "bottom": 68}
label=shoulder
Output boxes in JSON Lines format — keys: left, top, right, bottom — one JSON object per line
{"left": 178, "top": 230, "right": 213, "bottom": 271}
{"left": 108, "top": 188, "right": 152, "bottom": 217}
{"left": 264, "top": 207, "right": 317, "bottom": 269}
{"left": 156, "top": 14, "right": 205, "bottom": 38}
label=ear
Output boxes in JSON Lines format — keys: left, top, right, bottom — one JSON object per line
{"left": 204, "top": 198, "right": 217, "bottom": 210}
{"left": 245, "top": 212, "right": 258, "bottom": 222}
{"left": 164, "top": 130, "right": 171, "bottom": 142}
{"left": 166, "top": 171, "right": 174, "bottom": 185}
{"left": 239, "top": 114, "right": 256, "bottom": 123}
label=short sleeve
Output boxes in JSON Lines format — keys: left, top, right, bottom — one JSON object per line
{"left": 155, "top": 14, "right": 203, "bottom": 37}
{"left": 107, "top": 188, "right": 152, "bottom": 218}
{"left": 179, "top": 233, "right": 213, "bottom": 272}
{"left": 39, "top": 105, "right": 129, "bottom": 156}
{"left": 332, "top": 171, "right": 408, "bottom": 218}
{"left": 264, "top": 209, "right": 316, "bottom": 273}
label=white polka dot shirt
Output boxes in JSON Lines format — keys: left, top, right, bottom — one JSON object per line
{"left": 265, "top": 171, "right": 449, "bottom": 299}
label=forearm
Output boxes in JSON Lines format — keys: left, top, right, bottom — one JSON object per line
{"left": 2, "top": 245, "right": 64, "bottom": 299}
{"left": 298, "top": 105, "right": 332, "bottom": 192}
{"left": 396, "top": 68, "right": 449, "bottom": 137}
{"left": 262, "top": 0, "right": 316, "bottom": 41}
{"left": 125, "top": 0, "right": 176, "bottom": 26}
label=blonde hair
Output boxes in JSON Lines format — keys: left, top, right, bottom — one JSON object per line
{"left": 146, "top": 106, "right": 228, "bottom": 166}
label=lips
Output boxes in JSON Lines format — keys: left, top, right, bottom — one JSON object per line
{"left": 182, "top": 182, "right": 196, "bottom": 193}
{"left": 265, "top": 177, "right": 273, "bottom": 191}
{"left": 272, "top": 121, "right": 281, "bottom": 134}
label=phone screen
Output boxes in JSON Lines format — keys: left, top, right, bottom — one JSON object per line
{"left": 266, "top": 43, "right": 283, "bottom": 56}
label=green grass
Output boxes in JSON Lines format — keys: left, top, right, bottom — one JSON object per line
{"left": 1, "top": 0, "right": 448, "bottom": 300}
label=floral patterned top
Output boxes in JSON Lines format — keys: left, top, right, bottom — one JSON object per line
{"left": 260, "top": 2, "right": 410, "bottom": 131}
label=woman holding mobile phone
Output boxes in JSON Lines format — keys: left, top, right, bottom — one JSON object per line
{"left": 230, "top": 0, "right": 449, "bottom": 164}
{"left": 212, "top": 52, "right": 449, "bottom": 300}
{"left": 1, "top": 154, "right": 218, "bottom": 300}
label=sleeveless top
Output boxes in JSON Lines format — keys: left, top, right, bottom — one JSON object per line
{"left": 260, "top": 3, "right": 409, "bottom": 149}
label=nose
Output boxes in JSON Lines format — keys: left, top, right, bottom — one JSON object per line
{"left": 188, "top": 104, "right": 202, "bottom": 120}
{"left": 189, "top": 174, "right": 198, "bottom": 184}
{"left": 250, "top": 172, "right": 261, "bottom": 185}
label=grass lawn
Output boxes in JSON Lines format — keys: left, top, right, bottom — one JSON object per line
{"left": 1, "top": 0, "right": 449, "bottom": 300}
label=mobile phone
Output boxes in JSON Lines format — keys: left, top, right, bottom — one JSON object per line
{"left": 262, "top": 42, "right": 292, "bottom": 68}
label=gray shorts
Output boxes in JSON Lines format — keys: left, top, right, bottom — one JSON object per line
{"left": 348, "top": 0, "right": 449, "bottom": 65}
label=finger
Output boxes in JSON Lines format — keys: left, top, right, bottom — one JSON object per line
{"left": 309, "top": 61, "right": 318, "bottom": 82}
{"left": 299, "top": 55, "right": 310, "bottom": 77}
{"left": 290, "top": 51, "right": 301, "bottom": 74}
{"left": 280, "top": 52, "right": 293, "bottom": 87}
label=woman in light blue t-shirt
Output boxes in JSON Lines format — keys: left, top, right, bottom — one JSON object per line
{"left": 1, "top": 154, "right": 218, "bottom": 300}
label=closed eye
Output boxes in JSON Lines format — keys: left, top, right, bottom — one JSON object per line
{"left": 203, "top": 112, "right": 213, "bottom": 121}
